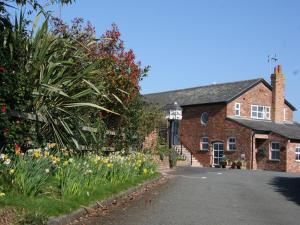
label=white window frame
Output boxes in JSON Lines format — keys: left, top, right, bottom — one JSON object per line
{"left": 201, "top": 137, "right": 209, "bottom": 151}
{"left": 251, "top": 105, "right": 271, "bottom": 120}
{"left": 227, "top": 137, "right": 236, "bottom": 151}
{"left": 296, "top": 146, "right": 300, "bottom": 161}
{"left": 234, "top": 103, "right": 241, "bottom": 116}
{"left": 270, "top": 142, "right": 280, "bottom": 161}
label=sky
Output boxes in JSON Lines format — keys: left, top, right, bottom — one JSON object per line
{"left": 21, "top": 0, "right": 300, "bottom": 121}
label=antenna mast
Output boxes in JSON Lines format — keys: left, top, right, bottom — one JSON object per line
{"left": 268, "top": 54, "right": 279, "bottom": 74}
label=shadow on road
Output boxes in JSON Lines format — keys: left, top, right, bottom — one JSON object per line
{"left": 269, "top": 176, "right": 300, "bottom": 206}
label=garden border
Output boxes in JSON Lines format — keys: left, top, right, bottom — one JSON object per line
{"left": 47, "top": 174, "right": 167, "bottom": 225}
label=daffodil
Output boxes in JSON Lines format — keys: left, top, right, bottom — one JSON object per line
{"left": 9, "top": 168, "right": 15, "bottom": 174}
{"left": 143, "top": 168, "right": 148, "bottom": 174}
{"left": 0, "top": 192, "right": 5, "bottom": 197}
{"left": 44, "top": 151, "right": 50, "bottom": 157}
{"left": 33, "top": 149, "right": 41, "bottom": 158}
{"left": 107, "top": 163, "right": 113, "bottom": 169}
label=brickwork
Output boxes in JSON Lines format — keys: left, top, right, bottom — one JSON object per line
{"left": 179, "top": 104, "right": 253, "bottom": 168}
{"left": 254, "top": 133, "right": 288, "bottom": 172}
{"left": 226, "top": 81, "right": 293, "bottom": 122}
{"left": 143, "top": 130, "right": 158, "bottom": 151}
{"left": 271, "top": 65, "right": 285, "bottom": 123}
{"left": 286, "top": 141, "right": 300, "bottom": 173}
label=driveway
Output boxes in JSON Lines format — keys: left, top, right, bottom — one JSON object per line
{"left": 79, "top": 167, "right": 300, "bottom": 225}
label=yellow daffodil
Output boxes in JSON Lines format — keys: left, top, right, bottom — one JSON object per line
{"left": 44, "top": 151, "right": 50, "bottom": 157}
{"left": 107, "top": 163, "right": 113, "bottom": 169}
{"left": 9, "top": 168, "right": 15, "bottom": 174}
{"left": 143, "top": 168, "right": 148, "bottom": 174}
{"left": 0, "top": 192, "right": 5, "bottom": 197}
{"left": 33, "top": 149, "right": 41, "bottom": 158}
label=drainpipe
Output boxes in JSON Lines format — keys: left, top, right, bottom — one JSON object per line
{"left": 251, "top": 130, "right": 256, "bottom": 170}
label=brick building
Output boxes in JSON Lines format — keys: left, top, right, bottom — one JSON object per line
{"left": 145, "top": 65, "right": 300, "bottom": 172}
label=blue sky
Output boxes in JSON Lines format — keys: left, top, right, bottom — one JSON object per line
{"left": 24, "top": 0, "right": 300, "bottom": 120}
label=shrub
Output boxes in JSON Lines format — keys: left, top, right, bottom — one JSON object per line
{"left": 168, "top": 149, "right": 177, "bottom": 168}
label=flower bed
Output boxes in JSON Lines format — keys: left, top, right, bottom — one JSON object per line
{"left": 0, "top": 148, "right": 157, "bottom": 223}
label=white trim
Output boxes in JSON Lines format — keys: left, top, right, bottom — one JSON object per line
{"left": 251, "top": 105, "right": 271, "bottom": 120}
{"left": 227, "top": 136, "right": 236, "bottom": 151}
{"left": 213, "top": 142, "right": 224, "bottom": 166}
{"left": 234, "top": 103, "right": 241, "bottom": 117}
{"left": 295, "top": 146, "right": 300, "bottom": 161}
{"left": 200, "top": 137, "right": 209, "bottom": 150}
{"left": 270, "top": 142, "right": 280, "bottom": 160}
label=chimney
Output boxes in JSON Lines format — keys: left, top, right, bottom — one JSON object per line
{"left": 271, "top": 65, "right": 285, "bottom": 123}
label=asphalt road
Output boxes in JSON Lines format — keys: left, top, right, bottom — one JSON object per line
{"left": 82, "top": 167, "right": 300, "bottom": 225}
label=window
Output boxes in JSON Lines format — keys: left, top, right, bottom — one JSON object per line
{"left": 228, "top": 137, "right": 236, "bottom": 151}
{"left": 296, "top": 147, "right": 300, "bottom": 161}
{"left": 234, "top": 103, "right": 241, "bottom": 116}
{"left": 251, "top": 105, "right": 270, "bottom": 120}
{"left": 201, "top": 137, "right": 209, "bottom": 150}
{"left": 201, "top": 112, "right": 209, "bottom": 125}
{"left": 270, "top": 142, "right": 280, "bottom": 160}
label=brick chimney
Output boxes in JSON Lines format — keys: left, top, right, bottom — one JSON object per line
{"left": 271, "top": 65, "right": 285, "bottom": 123}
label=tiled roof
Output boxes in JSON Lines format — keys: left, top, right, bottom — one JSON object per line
{"left": 144, "top": 78, "right": 296, "bottom": 110}
{"left": 228, "top": 117, "right": 300, "bottom": 140}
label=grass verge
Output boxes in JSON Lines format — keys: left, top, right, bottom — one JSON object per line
{"left": 0, "top": 173, "right": 159, "bottom": 224}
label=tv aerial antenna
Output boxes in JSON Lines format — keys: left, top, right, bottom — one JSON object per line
{"left": 268, "top": 54, "right": 279, "bottom": 74}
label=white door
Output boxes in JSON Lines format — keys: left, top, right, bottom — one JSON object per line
{"left": 213, "top": 142, "right": 224, "bottom": 166}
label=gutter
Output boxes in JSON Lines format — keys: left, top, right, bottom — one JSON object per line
{"left": 251, "top": 130, "right": 256, "bottom": 170}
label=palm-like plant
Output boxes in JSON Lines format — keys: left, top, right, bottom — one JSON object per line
{"left": 1, "top": 15, "right": 120, "bottom": 151}
{"left": 26, "top": 19, "right": 119, "bottom": 150}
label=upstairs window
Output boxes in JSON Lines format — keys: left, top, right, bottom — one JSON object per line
{"left": 234, "top": 103, "right": 241, "bottom": 116}
{"left": 201, "top": 112, "right": 209, "bottom": 125}
{"left": 296, "top": 147, "right": 300, "bottom": 161}
{"left": 270, "top": 142, "right": 280, "bottom": 160}
{"left": 251, "top": 105, "right": 270, "bottom": 120}
{"left": 227, "top": 137, "right": 236, "bottom": 151}
{"left": 201, "top": 137, "right": 209, "bottom": 150}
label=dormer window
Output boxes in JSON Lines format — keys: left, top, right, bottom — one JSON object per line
{"left": 234, "top": 103, "right": 241, "bottom": 116}
{"left": 251, "top": 105, "right": 270, "bottom": 120}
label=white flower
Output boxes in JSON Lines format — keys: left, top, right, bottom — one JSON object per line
{"left": 0, "top": 154, "right": 5, "bottom": 160}
{"left": 4, "top": 159, "right": 11, "bottom": 165}
{"left": 45, "top": 169, "right": 50, "bottom": 173}
{"left": 87, "top": 169, "right": 92, "bottom": 173}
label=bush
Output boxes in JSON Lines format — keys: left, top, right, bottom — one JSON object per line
{"left": 168, "top": 149, "right": 177, "bottom": 168}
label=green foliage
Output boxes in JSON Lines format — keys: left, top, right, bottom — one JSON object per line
{"left": 168, "top": 149, "right": 177, "bottom": 168}
{"left": 13, "top": 156, "right": 51, "bottom": 196}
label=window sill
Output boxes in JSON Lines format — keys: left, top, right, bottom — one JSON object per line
{"left": 295, "top": 160, "right": 300, "bottom": 163}
{"left": 199, "top": 149, "right": 209, "bottom": 152}
{"left": 268, "top": 159, "right": 280, "bottom": 162}
{"left": 227, "top": 149, "right": 236, "bottom": 152}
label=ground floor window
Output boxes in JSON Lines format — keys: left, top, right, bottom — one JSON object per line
{"left": 270, "top": 142, "right": 280, "bottom": 160}
{"left": 227, "top": 137, "right": 236, "bottom": 151}
{"left": 296, "top": 146, "right": 300, "bottom": 161}
{"left": 201, "top": 137, "right": 209, "bottom": 150}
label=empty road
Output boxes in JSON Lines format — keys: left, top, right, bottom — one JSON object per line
{"left": 79, "top": 167, "right": 300, "bottom": 225}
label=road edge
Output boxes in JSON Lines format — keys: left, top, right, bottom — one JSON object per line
{"left": 47, "top": 174, "right": 168, "bottom": 225}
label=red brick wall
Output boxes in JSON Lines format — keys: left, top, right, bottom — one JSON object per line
{"left": 143, "top": 130, "right": 158, "bottom": 151}
{"left": 226, "top": 82, "right": 293, "bottom": 123}
{"left": 286, "top": 141, "right": 300, "bottom": 173}
{"left": 271, "top": 65, "right": 285, "bottom": 123}
{"left": 254, "top": 133, "right": 288, "bottom": 172}
{"left": 179, "top": 104, "right": 252, "bottom": 168}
